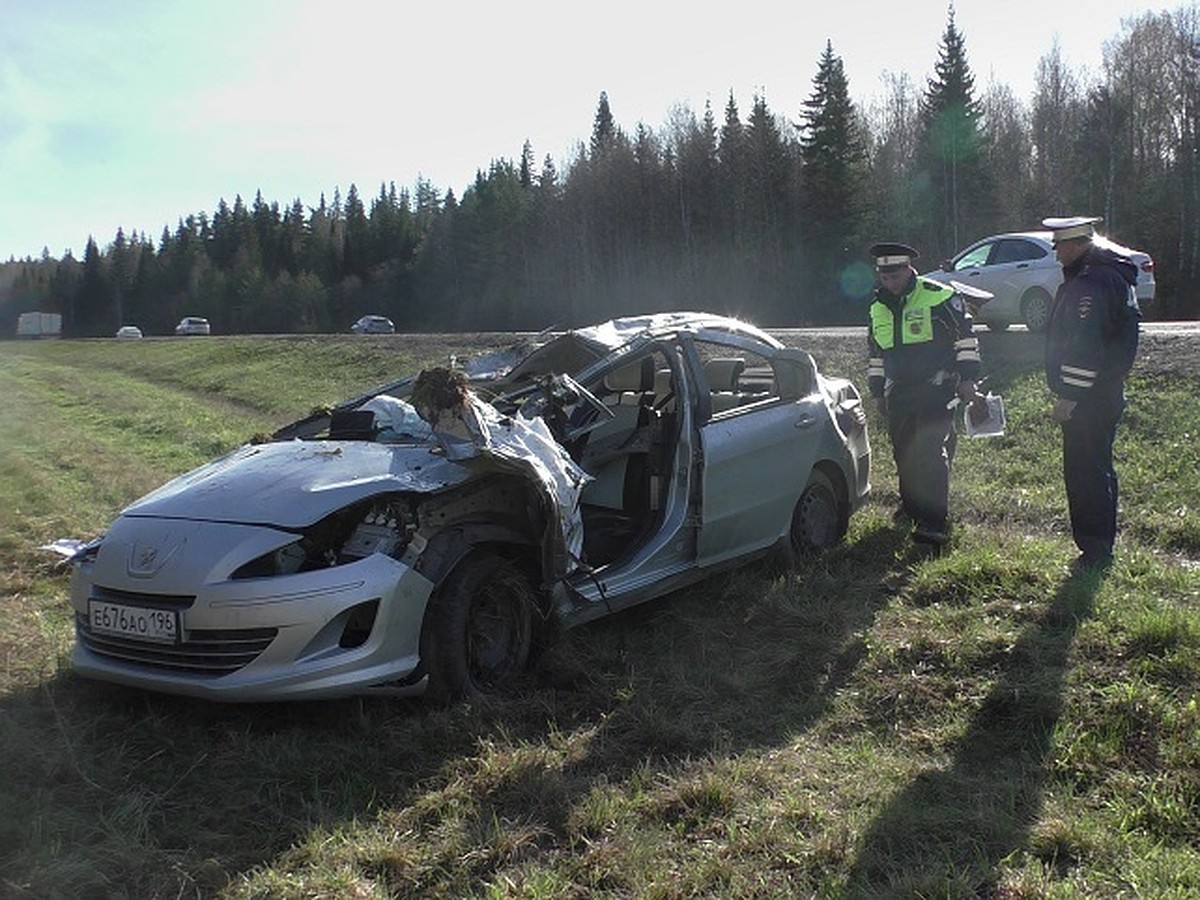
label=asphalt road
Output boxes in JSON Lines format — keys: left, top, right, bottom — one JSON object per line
{"left": 772, "top": 321, "right": 1200, "bottom": 340}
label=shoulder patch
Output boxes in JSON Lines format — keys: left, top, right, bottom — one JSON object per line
{"left": 1078, "top": 296, "right": 1093, "bottom": 318}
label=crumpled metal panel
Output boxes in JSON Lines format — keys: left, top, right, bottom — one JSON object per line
{"left": 122, "top": 440, "right": 472, "bottom": 529}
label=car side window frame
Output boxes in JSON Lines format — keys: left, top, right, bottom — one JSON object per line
{"left": 689, "top": 336, "right": 789, "bottom": 422}
{"left": 954, "top": 242, "right": 994, "bottom": 270}
{"left": 992, "top": 238, "right": 1046, "bottom": 265}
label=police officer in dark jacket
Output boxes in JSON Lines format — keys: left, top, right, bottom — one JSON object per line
{"left": 867, "top": 242, "right": 982, "bottom": 545}
{"left": 1043, "top": 216, "right": 1141, "bottom": 570}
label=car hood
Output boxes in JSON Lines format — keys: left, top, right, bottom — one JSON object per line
{"left": 122, "top": 440, "right": 472, "bottom": 529}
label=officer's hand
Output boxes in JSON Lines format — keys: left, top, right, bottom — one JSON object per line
{"left": 1051, "top": 398, "right": 1076, "bottom": 423}
{"left": 874, "top": 396, "right": 887, "bottom": 416}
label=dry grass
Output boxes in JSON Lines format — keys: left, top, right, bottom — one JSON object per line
{"left": 2, "top": 330, "right": 1198, "bottom": 898}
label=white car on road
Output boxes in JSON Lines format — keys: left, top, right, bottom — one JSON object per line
{"left": 175, "top": 316, "right": 211, "bottom": 336}
{"left": 930, "top": 231, "right": 1155, "bottom": 331}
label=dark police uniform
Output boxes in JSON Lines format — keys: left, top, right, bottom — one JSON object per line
{"left": 1043, "top": 216, "right": 1141, "bottom": 566}
{"left": 867, "top": 243, "right": 981, "bottom": 543}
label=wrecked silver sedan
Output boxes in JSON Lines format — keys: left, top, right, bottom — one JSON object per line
{"left": 63, "top": 313, "right": 870, "bottom": 702}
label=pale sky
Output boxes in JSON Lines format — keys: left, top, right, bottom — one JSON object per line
{"left": 0, "top": 0, "right": 1168, "bottom": 261}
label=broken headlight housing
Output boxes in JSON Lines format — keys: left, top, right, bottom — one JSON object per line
{"left": 231, "top": 495, "right": 417, "bottom": 579}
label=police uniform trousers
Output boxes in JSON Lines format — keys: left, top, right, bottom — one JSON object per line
{"left": 886, "top": 396, "right": 954, "bottom": 532}
{"left": 1061, "top": 389, "right": 1124, "bottom": 561}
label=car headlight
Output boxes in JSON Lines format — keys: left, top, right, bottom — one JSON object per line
{"left": 231, "top": 496, "right": 417, "bottom": 579}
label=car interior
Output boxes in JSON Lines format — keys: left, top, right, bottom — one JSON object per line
{"left": 278, "top": 333, "right": 798, "bottom": 572}
{"left": 575, "top": 350, "right": 681, "bottom": 567}
{"left": 572, "top": 342, "right": 785, "bottom": 568}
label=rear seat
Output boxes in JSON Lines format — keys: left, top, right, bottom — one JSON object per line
{"left": 705, "top": 357, "right": 745, "bottom": 413}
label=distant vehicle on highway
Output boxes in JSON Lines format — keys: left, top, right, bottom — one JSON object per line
{"left": 16, "top": 311, "right": 62, "bottom": 339}
{"left": 175, "top": 316, "right": 211, "bottom": 336}
{"left": 116, "top": 325, "right": 143, "bottom": 340}
{"left": 351, "top": 315, "right": 395, "bottom": 334}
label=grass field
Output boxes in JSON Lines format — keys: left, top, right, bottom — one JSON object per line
{"left": 1, "top": 331, "right": 1198, "bottom": 898}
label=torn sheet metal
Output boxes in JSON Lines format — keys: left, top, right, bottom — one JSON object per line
{"left": 427, "top": 393, "right": 591, "bottom": 570}
{"left": 40, "top": 538, "right": 93, "bottom": 559}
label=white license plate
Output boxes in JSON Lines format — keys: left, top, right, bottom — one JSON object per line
{"left": 88, "top": 600, "right": 179, "bottom": 644}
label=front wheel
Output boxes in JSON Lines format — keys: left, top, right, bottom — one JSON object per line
{"left": 424, "top": 552, "right": 536, "bottom": 702}
{"left": 790, "top": 470, "right": 843, "bottom": 557}
{"left": 1021, "top": 288, "right": 1052, "bottom": 332}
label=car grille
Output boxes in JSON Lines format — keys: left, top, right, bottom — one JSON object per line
{"left": 76, "top": 613, "right": 277, "bottom": 675}
{"left": 91, "top": 585, "right": 194, "bottom": 608}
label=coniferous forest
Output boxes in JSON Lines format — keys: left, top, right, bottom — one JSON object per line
{"left": 3, "top": 7, "right": 1200, "bottom": 337}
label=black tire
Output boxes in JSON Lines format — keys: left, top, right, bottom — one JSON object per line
{"left": 790, "top": 470, "right": 843, "bottom": 556}
{"left": 424, "top": 552, "right": 536, "bottom": 701}
{"left": 1021, "top": 288, "right": 1052, "bottom": 332}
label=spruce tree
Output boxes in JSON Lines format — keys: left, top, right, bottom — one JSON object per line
{"left": 799, "top": 40, "right": 868, "bottom": 318}
{"left": 718, "top": 92, "right": 747, "bottom": 251}
{"left": 519, "top": 140, "right": 535, "bottom": 189}
{"left": 74, "top": 237, "right": 109, "bottom": 336}
{"left": 343, "top": 183, "right": 369, "bottom": 279}
{"left": 590, "top": 91, "right": 617, "bottom": 158}
{"left": 917, "top": 3, "right": 991, "bottom": 255}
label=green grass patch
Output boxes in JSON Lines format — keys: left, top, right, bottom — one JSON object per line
{"left": 1, "top": 333, "right": 1198, "bottom": 897}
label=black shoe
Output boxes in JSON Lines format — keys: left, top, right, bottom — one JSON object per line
{"left": 913, "top": 525, "right": 949, "bottom": 546}
{"left": 1071, "top": 553, "right": 1113, "bottom": 573}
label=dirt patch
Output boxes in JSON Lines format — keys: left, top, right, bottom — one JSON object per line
{"left": 1130, "top": 329, "right": 1200, "bottom": 380}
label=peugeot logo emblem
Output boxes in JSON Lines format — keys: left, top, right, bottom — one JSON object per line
{"left": 128, "top": 540, "right": 180, "bottom": 577}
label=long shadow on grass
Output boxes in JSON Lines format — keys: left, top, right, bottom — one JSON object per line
{"left": 544, "top": 524, "right": 922, "bottom": 749}
{"left": 319, "top": 523, "right": 928, "bottom": 893}
{"left": 450, "top": 520, "right": 931, "bottom": 855}
{"left": 1, "top": 672, "right": 489, "bottom": 897}
{"left": 844, "top": 565, "right": 1101, "bottom": 897}
{"left": 5, "top": 523, "right": 922, "bottom": 897}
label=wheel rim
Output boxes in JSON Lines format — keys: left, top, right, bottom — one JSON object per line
{"left": 466, "top": 577, "right": 531, "bottom": 689}
{"left": 1023, "top": 292, "right": 1050, "bottom": 330}
{"left": 793, "top": 480, "right": 838, "bottom": 552}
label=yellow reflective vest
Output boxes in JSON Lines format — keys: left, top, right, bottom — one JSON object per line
{"left": 869, "top": 280, "right": 951, "bottom": 349}
{"left": 867, "top": 278, "right": 981, "bottom": 401}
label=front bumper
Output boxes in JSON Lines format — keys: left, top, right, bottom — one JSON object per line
{"left": 70, "top": 546, "right": 435, "bottom": 702}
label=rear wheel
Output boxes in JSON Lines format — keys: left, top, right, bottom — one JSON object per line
{"left": 425, "top": 552, "right": 536, "bottom": 701}
{"left": 790, "top": 470, "right": 842, "bottom": 556}
{"left": 1021, "top": 288, "right": 1052, "bottom": 332}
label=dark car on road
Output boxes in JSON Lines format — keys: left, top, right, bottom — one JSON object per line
{"left": 351, "top": 315, "right": 395, "bottom": 334}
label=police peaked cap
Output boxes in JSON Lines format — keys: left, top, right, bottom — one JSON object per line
{"left": 869, "top": 242, "right": 919, "bottom": 270}
{"left": 1041, "top": 216, "right": 1102, "bottom": 243}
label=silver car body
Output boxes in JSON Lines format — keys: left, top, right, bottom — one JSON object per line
{"left": 66, "top": 313, "right": 871, "bottom": 701}
{"left": 930, "top": 231, "right": 1155, "bottom": 331}
{"left": 351, "top": 315, "right": 395, "bottom": 334}
{"left": 175, "top": 316, "right": 211, "bottom": 336}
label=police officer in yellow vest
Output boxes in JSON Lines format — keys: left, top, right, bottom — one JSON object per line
{"left": 867, "top": 242, "right": 982, "bottom": 545}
